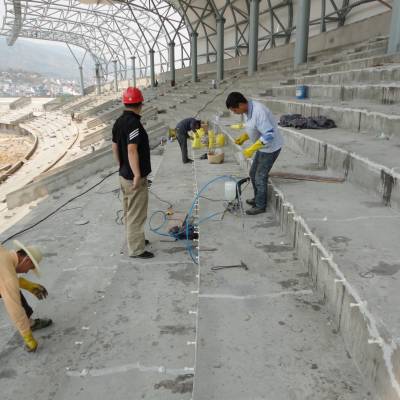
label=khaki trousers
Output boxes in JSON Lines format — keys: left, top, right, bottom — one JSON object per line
{"left": 119, "top": 176, "right": 148, "bottom": 256}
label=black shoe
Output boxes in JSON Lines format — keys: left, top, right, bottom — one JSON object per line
{"left": 145, "top": 239, "right": 150, "bottom": 246}
{"left": 131, "top": 251, "right": 154, "bottom": 259}
{"left": 31, "top": 318, "right": 53, "bottom": 331}
{"left": 246, "top": 207, "right": 266, "bottom": 215}
{"left": 246, "top": 198, "right": 256, "bottom": 206}
{"left": 183, "top": 159, "right": 193, "bottom": 164}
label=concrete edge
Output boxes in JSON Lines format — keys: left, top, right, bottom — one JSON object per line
{"left": 279, "top": 126, "right": 400, "bottom": 211}
{"left": 6, "top": 146, "right": 114, "bottom": 209}
{"left": 0, "top": 125, "right": 38, "bottom": 183}
{"left": 221, "top": 127, "right": 400, "bottom": 400}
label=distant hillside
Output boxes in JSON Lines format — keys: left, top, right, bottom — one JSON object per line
{"left": 0, "top": 37, "right": 94, "bottom": 80}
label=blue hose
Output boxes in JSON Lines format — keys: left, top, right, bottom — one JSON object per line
{"left": 149, "top": 175, "right": 238, "bottom": 264}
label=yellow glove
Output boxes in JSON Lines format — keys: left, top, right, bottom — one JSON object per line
{"left": 230, "top": 123, "right": 244, "bottom": 129}
{"left": 19, "top": 278, "right": 48, "bottom": 300}
{"left": 242, "top": 140, "right": 264, "bottom": 158}
{"left": 23, "top": 331, "right": 38, "bottom": 352}
{"left": 234, "top": 133, "right": 249, "bottom": 145}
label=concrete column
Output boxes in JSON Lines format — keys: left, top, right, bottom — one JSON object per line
{"left": 113, "top": 60, "right": 118, "bottom": 92}
{"left": 294, "top": 0, "right": 311, "bottom": 66}
{"left": 216, "top": 16, "right": 225, "bottom": 82}
{"left": 388, "top": 0, "right": 400, "bottom": 54}
{"left": 191, "top": 31, "right": 198, "bottom": 83}
{"left": 78, "top": 65, "right": 85, "bottom": 96}
{"left": 320, "top": 0, "right": 326, "bottom": 33}
{"left": 149, "top": 49, "right": 156, "bottom": 87}
{"left": 95, "top": 63, "right": 101, "bottom": 95}
{"left": 248, "top": 0, "right": 260, "bottom": 76}
{"left": 169, "top": 41, "right": 176, "bottom": 86}
{"left": 131, "top": 56, "right": 136, "bottom": 87}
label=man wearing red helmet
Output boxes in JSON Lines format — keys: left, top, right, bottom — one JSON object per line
{"left": 112, "top": 87, "right": 154, "bottom": 259}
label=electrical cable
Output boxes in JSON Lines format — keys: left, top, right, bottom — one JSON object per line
{"left": 1, "top": 170, "right": 118, "bottom": 245}
{"left": 149, "top": 189, "right": 173, "bottom": 208}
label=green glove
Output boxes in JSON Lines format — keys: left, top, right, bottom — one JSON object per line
{"left": 23, "top": 331, "right": 38, "bottom": 352}
{"left": 19, "top": 278, "right": 48, "bottom": 300}
{"left": 234, "top": 133, "right": 249, "bottom": 145}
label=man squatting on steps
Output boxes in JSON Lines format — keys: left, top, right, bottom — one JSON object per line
{"left": 0, "top": 240, "right": 52, "bottom": 352}
{"left": 112, "top": 87, "right": 154, "bottom": 259}
{"left": 226, "top": 92, "right": 283, "bottom": 215}
{"left": 175, "top": 117, "right": 201, "bottom": 164}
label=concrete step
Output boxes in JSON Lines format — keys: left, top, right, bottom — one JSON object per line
{"left": 191, "top": 146, "right": 371, "bottom": 400}
{"left": 277, "top": 125, "right": 400, "bottom": 210}
{"left": 299, "top": 64, "right": 400, "bottom": 85}
{"left": 253, "top": 96, "right": 400, "bottom": 138}
{"left": 261, "top": 83, "right": 400, "bottom": 105}
{"left": 218, "top": 127, "right": 400, "bottom": 400}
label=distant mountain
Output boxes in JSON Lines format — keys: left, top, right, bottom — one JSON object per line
{"left": 0, "top": 37, "right": 94, "bottom": 81}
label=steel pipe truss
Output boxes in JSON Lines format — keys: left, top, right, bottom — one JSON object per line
{"left": 0, "top": 0, "right": 191, "bottom": 81}
{"left": 0, "top": 0, "right": 392, "bottom": 81}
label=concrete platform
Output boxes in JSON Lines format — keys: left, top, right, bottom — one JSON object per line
{"left": 0, "top": 145, "right": 199, "bottom": 400}
{"left": 190, "top": 147, "right": 370, "bottom": 399}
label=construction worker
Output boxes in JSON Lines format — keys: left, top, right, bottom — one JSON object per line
{"left": 226, "top": 92, "right": 283, "bottom": 215}
{"left": 112, "top": 87, "right": 154, "bottom": 259}
{"left": 0, "top": 240, "right": 52, "bottom": 352}
{"left": 175, "top": 118, "right": 201, "bottom": 164}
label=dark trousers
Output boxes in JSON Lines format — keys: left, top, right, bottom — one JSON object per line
{"left": 176, "top": 132, "right": 189, "bottom": 163}
{"left": 249, "top": 149, "right": 281, "bottom": 209}
{"left": 0, "top": 291, "right": 33, "bottom": 318}
{"left": 21, "top": 292, "right": 33, "bottom": 318}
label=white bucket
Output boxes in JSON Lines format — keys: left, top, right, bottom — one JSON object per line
{"left": 224, "top": 181, "right": 237, "bottom": 201}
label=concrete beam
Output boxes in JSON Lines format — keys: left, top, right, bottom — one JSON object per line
{"left": 216, "top": 17, "right": 225, "bottom": 82}
{"left": 294, "top": 0, "right": 311, "bottom": 66}
{"left": 191, "top": 31, "right": 198, "bottom": 83}
{"left": 248, "top": 0, "right": 260, "bottom": 76}
{"left": 131, "top": 56, "right": 136, "bottom": 87}
{"left": 79, "top": 66, "right": 85, "bottom": 96}
{"left": 150, "top": 49, "right": 156, "bottom": 87}
{"left": 113, "top": 60, "right": 118, "bottom": 92}
{"left": 169, "top": 42, "right": 176, "bottom": 86}
{"left": 95, "top": 63, "right": 101, "bottom": 95}
{"left": 388, "top": 0, "right": 400, "bottom": 54}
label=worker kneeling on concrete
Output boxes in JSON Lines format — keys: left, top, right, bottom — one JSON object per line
{"left": 176, "top": 118, "right": 201, "bottom": 164}
{"left": 226, "top": 92, "right": 283, "bottom": 215}
{"left": 0, "top": 240, "right": 52, "bottom": 352}
{"left": 112, "top": 87, "right": 154, "bottom": 259}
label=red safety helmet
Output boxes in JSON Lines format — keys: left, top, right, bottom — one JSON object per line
{"left": 122, "top": 87, "right": 144, "bottom": 104}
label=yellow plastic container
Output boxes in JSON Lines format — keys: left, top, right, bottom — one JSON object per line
{"left": 192, "top": 133, "right": 202, "bottom": 149}
{"left": 208, "top": 130, "right": 215, "bottom": 149}
{"left": 197, "top": 128, "right": 206, "bottom": 138}
{"left": 216, "top": 133, "right": 225, "bottom": 147}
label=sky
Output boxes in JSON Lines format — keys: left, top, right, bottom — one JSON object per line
{"left": 0, "top": 1, "right": 95, "bottom": 80}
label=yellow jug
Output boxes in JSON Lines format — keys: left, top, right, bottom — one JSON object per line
{"left": 216, "top": 133, "right": 225, "bottom": 147}
{"left": 192, "top": 133, "right": 202, "bottom": 149}
{"left": 208, "top": 133, "right": 215, "bottom": 149}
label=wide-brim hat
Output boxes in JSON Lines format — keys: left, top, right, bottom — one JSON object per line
{"left": 13, "top": 240, "right": 43, "bottom": 276}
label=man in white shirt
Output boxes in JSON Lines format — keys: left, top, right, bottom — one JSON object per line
{"left": 226, "top": 92, "right": 283, "bottom": 215}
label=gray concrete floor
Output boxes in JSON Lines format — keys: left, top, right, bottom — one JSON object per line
{"left": 0, "top": 145, "right": 198, "bottom": 399}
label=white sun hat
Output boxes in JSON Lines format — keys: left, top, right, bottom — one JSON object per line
{"left": 13, "top": 240, "right": 43, "bottom": 276}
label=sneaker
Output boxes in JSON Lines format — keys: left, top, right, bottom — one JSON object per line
{"left": 246, "top": 198, "right": 256, "bottom": 206}
{"left": 183, "top": 159, "right": 193, "bottom": 164}
{"left": 31, "top": 318, "right": 53, "bottom": 331}
{"left": 131, "top": 251, "right": 154, "bottom": 259}
{"left": 245, "top": 207, "right": 266, "bottom": 215}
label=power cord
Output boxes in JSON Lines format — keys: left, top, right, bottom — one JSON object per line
{"left": 1, "top": 170, "right": 118, "bottom": 245}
